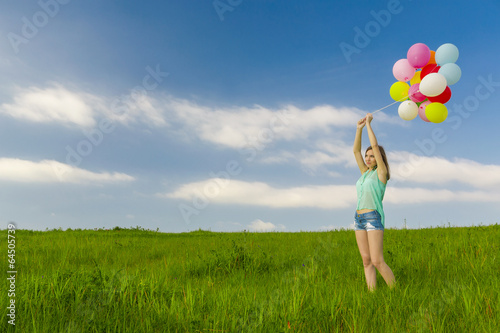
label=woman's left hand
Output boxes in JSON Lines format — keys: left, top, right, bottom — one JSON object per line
{"left": 366, "top": 113, "right": 373, "bottom": 124}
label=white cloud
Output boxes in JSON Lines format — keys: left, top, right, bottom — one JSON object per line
{"left": 0, "top": 86, "right": 401, "bottom": 150}
{"left": 316, "top": 141, "right": 358, "bottom": 167}
{"left": 259, "top": 151, "right": 296, "bottom": 164}
{"left": 390, "top": 152, "right": 500, "bottom": 189}
{"left": 326, "top": 171, "right": 343, "bottom": 178}
{"left": 0, "top": 83, "right": 168, "bottom": 129}
{"left": 163, "top": 178, "right": 356, "bottom": 209}
{"left": 293, "top": 141, "right": 356, "bottom": 171}
{"left": 164, "top": 174, "right": 500, "bottom": 210}
{"left": 0, "top": 158, "right": 135, "bottom": 184}
{"left": 247, "top": 219, "right": 285, "bottom": 232}
{"left": 297, "top": 151, "right": 339, "bottom": 169}
{"left": 163, "top": 97, "right": 376, "bottom": 148}
{"left": 385, "top": 187, "right": 500, "bottom": 204}
{"left": 0, "top": 84, "right": 98, "bottom": 127}
{"left": 103, "top": 92, "right": 168, "bottom": 128}
{"left": 258, "top": 139, "right": 356, "bottom": 177}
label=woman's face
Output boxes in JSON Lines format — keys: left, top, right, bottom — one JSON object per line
{"left": 365, "top": 149, "right": 377, "bottom": 168}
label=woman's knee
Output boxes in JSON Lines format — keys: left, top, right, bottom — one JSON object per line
{"left": 361, "top": 255, "right": 372, "bottom": 267}
{"left": 371, "top": 258, "right": 385, "bottom": 269}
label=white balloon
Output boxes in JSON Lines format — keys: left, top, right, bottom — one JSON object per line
{"left": 419, "top": 73, "right": 447, "bottom": 97}
{"left": 398, "top": 100, "right": 418, "bottom": 121}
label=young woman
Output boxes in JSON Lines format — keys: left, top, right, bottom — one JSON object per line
{"left": 352, "top": 113, "right": 395, "bottom": 291}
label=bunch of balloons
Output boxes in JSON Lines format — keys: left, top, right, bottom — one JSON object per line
{"left": 389, "top": 42, "right": 461, "bottom": 123}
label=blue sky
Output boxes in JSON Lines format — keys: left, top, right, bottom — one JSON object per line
{"left": 1, "top": 0, "right": 499, "bottom": 232}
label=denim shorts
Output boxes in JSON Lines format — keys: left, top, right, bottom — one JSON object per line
{"left": 354, "top": 210, "right": 384, "bottom": 231}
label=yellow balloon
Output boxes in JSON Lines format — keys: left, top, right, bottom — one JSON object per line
{"left": 389, "top": 81, "right": 410, "bottom": 101}
{"left": 425, "top": 102, "right": 448, "bottom": 123}
{"left": 410, "top": 71, "right": 421, "bottom": 85}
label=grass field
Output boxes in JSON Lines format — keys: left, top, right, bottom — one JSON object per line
{"left": 1, "top": 224, "right": 499, "bottom": 332}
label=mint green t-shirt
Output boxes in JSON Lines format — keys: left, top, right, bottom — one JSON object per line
{"left": 356, "top": 168, "right": 387, "bottom": 226}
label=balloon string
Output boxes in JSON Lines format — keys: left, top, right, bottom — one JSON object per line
{"left": 372, "top": 93, "right": 416, "bottom": 114}
{"left": 371, "top": 99, "right": 402, "bottom": 114}
{"left": 372, "top": 87, "right": 424, "bottom": 115}
{"left": 373, "top": 63, "right": 440, "bottom": 115}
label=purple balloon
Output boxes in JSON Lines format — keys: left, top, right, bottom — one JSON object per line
{"left": 407, "top": 43, "right": 431, "bottom": 69}
{"left": 409, "top": 83, "right": 426, "bottom": 103}
{"left": 393, "top": 59, "right": 415, "bottom": 82}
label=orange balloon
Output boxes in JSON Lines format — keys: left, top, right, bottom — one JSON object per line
{"left": 427, "top": 50, "right": 436, "bottom": 65}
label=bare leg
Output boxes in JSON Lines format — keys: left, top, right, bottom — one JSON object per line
{"left": 355, "top": 230, "right": 376, "bottom": 291}
{"left": 367, "top": 230, "right": 395, "bottom": 288}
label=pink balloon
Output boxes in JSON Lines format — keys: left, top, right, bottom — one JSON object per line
{"left": 407, "top": 43, "right": 431, "bottom": 69}
{"left": 393, "top": 59, "right": 415, "bottom": 82}
{"left": 409, "top": 83, "right": 427, "bottom": 103}
{"left": 418, "top": 100, "right": 431, "bottom": 122}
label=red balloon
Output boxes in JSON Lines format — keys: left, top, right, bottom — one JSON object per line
{"left": 428, "top": 86, "right": 452, "bottom": 104}
{"left": 421, "top": 64, "right": 440, "bottom": 79}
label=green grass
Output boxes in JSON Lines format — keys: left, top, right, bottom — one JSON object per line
{"left": 1, "top": 224, "right": 499, "bottom": 332}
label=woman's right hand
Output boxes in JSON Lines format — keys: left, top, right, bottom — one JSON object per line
{"left": 357, "top": 117, "right": 366, "bottom": 129}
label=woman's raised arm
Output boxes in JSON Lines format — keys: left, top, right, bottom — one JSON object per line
{"left": 353, "top": 117, "right": 368, "bottom": 174}
{"left": 365, "top": 113, "right": 387, "bottom": 183}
